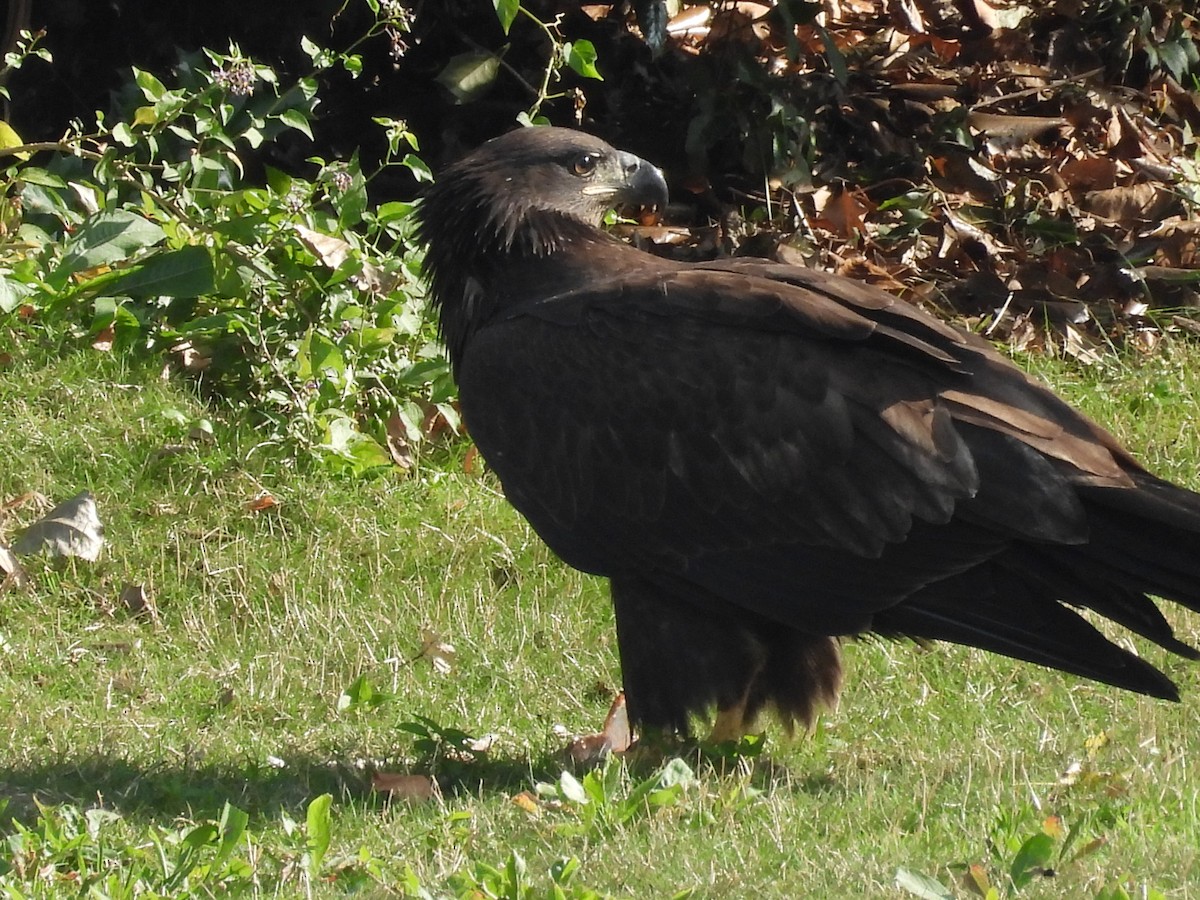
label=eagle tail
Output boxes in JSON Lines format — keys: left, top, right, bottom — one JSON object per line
{"left": 877, "top": 472, "right": 1200, "bottom": 700}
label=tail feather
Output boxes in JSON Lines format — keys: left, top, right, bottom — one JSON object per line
{"left": 1076, "top": 479, "right": 1200, "bottom": 614}
{"left": 1015, "top": 547, "right": 1200, "bottom": 660}
{"left": 875, "top": 472, "right": 1200, "bottom": 700}
{"left": 875, "top": 565, "right": 1182, "bottom": 700}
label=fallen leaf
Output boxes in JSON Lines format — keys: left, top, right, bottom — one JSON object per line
{"left": 118, "top": 583, "right": 159, "bottom": 623}
{"left": 463, "top": 444, "right": 481, "bottom": 475}
{"left": 511, "top": 790, "right": 542, "bottom": 817}
{"left": 1081, "top": 184, "right": 1180, "bottom": 225}
{"left": 1061, "top": 322, "right": 1103, "bottom": 364}
{"left": 811, "top": 184, "right": 871, "bottom": 238}
{"left": 1058, "top": 156, "right": 1117, "bottom": 191}
{"left": 171, "top": 340, "right": 211, "bottom": 372}
{"left": 966, "top": 112, "right": 1069, "bottom": 144}
{"left": 600, "top": 691, "right": 633, "bottom": 752}
{"left": 965, "top": 862, "right": 993, "bottom": 895}
{"left": 0, "top": 544, "right": 26, "bottom": 591}
{"left": 371, "top": 771, "right": 439, "bottom": 802}
{"left": 385, "top": 413, "right": 414, "bottom": 469}
{"left": 418, "top": 628, "right": 456, "bottom": 675}
{"left": 294, "top": 223, "right": 352, "bottom": 269}
{"left": 90, "top": 324, "right": 115, "bottom": 352}
{"left": 564, "top": 692, "right": 633, "bottom": 765}
{"left": 566, "top": 732, "right": 613, "bottom": 768}
{"left": 245, "top": 492, "right": 278, "bottom": 512}
{"left": 1042, "top": 815, "right": 1065, "bottom": 839}
{"left": 13, "top": 491, "right": 105, "bottom": 561}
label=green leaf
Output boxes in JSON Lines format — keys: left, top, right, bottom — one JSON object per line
{"left": 375, "top": 201, "right": 416, "bottom": 225}
{"left": 564, "top": 39, "right": 603, "bottom": 80}
{"left": 278, "top": 108, "right": 313, "bottom": 140}
{"left": 297, "top": 329, "right": 345, "bottom": 379}
{"left": 337, "top": 674, "right": 373, "bottom": 712}
{"left": 402, "top": 153, "right": 433, "bottom": 183}
{"left": 106, "top": 246, "right": 215, "bottom": 299}
{"left": 436, "top": 52, "right": 501, "bottom": 104}
{"left": 213, "top": 803, "right": 249, "bottom": 871}
{"left": 17, "top": 167, "right": 67, "bottom": 189}
{"left": 350, "top": 327, "right": 397, "bottom": 352}
{"left": 305, "top": 793, "right": 333, "bottom": 877}
{"left": 493, "top": 0, "right": 520, "bottom": 33}
{"left": 894, "top": 867, "right": 954, "bottom": 900}
{"left": 318, "top": 419, "right": 392, "bottom": 475}
{"left": 134, "top": 67, "right": 167, "bottom": 101}
{"left": 1009, "top": 832, "right": 1056, "bottom": 889}
{"left": 111, "top": 121, "right": 135, "bottom": 147}
{"left": 0, "top": 273, "right": 33, "bottom": 313}
{"left": 59, "top": 210, "right": 167, "bottom": 273}
{"left": 0, "top": 120, "right": 24, "bottom": 152}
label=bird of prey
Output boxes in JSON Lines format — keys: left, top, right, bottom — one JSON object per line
{"left": 417, "top": 126, "right": 1200, "bottom": 740}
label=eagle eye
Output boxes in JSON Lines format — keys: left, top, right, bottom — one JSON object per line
{"left": 571, "top": 152, "right": 601, "bottom": 177}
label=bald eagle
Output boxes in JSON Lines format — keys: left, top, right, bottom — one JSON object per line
{"left": 417, "top": 126, "right": 1200, "bottom": 740}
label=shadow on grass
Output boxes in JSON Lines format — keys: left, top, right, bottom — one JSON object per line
{"left": 0, "top": 750, "right": 559, "bottom": 827}
{"left": 0, "top": 741, "right": 842, "bottom": 828}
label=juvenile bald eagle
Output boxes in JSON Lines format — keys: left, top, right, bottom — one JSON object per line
{"left": 417, "top": 126, "right": 1200, "bottom": 739}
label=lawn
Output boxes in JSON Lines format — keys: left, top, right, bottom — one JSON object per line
{"left": 1, "top": 335, "right": 1198, "bottom": 898}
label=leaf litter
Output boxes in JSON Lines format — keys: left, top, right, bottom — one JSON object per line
{"left": 12, "top": 490, "right": 105, "bottom": 562}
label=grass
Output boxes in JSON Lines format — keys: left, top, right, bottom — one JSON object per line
{"left": 1, "top": 328, "right": 1200, "bottom": 897}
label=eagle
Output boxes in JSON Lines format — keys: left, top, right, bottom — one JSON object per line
{"left": 417, "top": 126, "right": 1200, "bottom": 740}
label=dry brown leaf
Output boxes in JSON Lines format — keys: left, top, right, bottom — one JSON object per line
{"left": 566, "top": 732, "right": 613, "bottom": 768}
{"left": 1105, "top": 106, "right": 1149, "bottom": 159}
{"left": 91, "top": 324, "right": 115, "bottom": 352}
{"left": 463, "top": 444, "right": 481, "bottom": 475}
{"left": 1081, "top": 184, "right": 1179, "bottom": 225}
{"left": 13, "top": 491, "right": 105, "bottom": 562}
{"left": 565, "top": 692, "right": 633, "bottom": 766}
{"left": 811, "top": 185, "right": 871, "bottom": 238}
{"left": 0, "top": 544, "right": 26, "bottom": 592}
{"left": 119, "top": 583, "right": 160, "bottom": 623}
{"left": 245, "top": 492, "right": 278, "bottom": 513}
{"left": 385, "top": 413, "right": 414, "bottom": 469}
{"left": 2, "top": 491, "right": 45, "bottom": 512}
{"left": 1058, "top": 156, "right": 1118, "bottom": 191}
{"left": 371, "top": 772, "right": 439, "bottom": 802}
{"left": 967, "top": 112, "right": 1069, "bottom": 143}
{"left": 295, "top": 223, "right": 353, "bottom": 270}
{"left": 71, "top": 263, "right": 112, "bottom": 285}
{"left": 511, "top": 790, "right": 542, "bottom": 817}
{"left": 171, "top": 341, "right": 211, "bottom": 372}
{"left": 294, "top": 223, "right": 388, "bottom": 293}
{"left": 418, "top": 628, "right": 456, "bottom": 675}
{"left": 420, "top": 403, "right": 457, "bottom": 441}
{"left": 1062, "top": 322, "right": 1103, "bottom": 364}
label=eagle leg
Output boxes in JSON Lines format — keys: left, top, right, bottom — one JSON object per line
{"left": 611, "top": 574, "right": 842, "bottom": 738}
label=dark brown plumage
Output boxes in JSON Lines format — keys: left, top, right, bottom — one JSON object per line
{"left": 417, "top": 126, "right": 1200, "bottom": 739}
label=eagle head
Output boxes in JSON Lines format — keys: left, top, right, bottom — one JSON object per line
{"left": 417, "top": 127, "right": 668, "bottom": 367}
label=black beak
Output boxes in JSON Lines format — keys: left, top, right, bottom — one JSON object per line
{"left": 616, "top": 150, "right": 669, "bottom": 212}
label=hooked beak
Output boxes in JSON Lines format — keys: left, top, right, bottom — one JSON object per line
{"left": 614, "top": 150, "right": 669, "bottom": 212}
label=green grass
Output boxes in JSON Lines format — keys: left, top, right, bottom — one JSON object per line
{"left": 1, "top": 330, "right": 1200, "bottom": 898}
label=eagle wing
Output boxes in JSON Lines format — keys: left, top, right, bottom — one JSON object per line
{"left": 457, "top": 262, "right": 1138, "bottom": 634}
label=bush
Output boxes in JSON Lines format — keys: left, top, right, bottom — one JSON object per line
{"left": 0, "top": 8, "right": 456, "bottom": 476}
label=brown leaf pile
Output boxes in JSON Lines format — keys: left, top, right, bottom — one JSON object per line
{"left": 618, "top": 1, "right": 1200, "bottom": 358}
